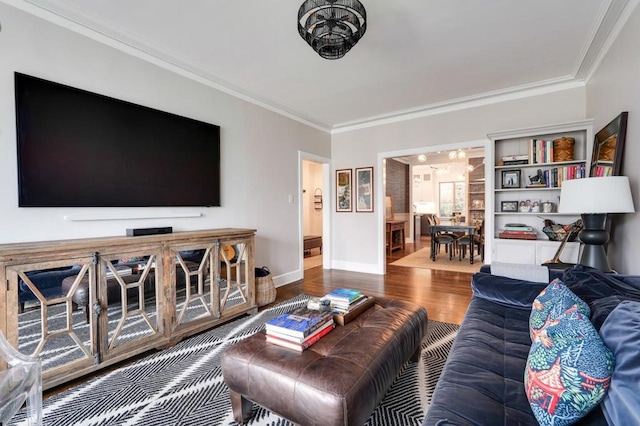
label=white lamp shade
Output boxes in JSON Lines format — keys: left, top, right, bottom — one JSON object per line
{"left": 558, "top": 176, "right": 635, "bottom": 214}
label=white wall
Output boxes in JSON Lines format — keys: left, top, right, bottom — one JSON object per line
{"left": 586, "top": 3, "right": 640, "bottom": 274}
{"left": 0, "top": 4, "right": 331, "bottom": 282}
{"left": 332, "top": 89, "right": 587, "bottom": 274}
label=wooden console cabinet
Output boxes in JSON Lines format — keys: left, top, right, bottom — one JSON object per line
{"left": 0, "top": 228, "right": 256, "bottom": 390}
{"left": 386, "top": 220, "right": 405, "bottom": 254}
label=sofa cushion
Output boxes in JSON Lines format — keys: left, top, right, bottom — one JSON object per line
{"left": 472, "top": 272, "right": 549, "bottom": 308}
{"left": 424, "top": 296, "right": 539, "bottom": 425}
{"left": 490, "top": 261, "right": 550, "bottom": 283}
{"left": 600, "top": 301, "right": 640, "bottom": 426}
{"left": 525, "top": 302, "right": 615, "bottom": 426}
{"left": 529, "top": 279, "right": 590, "bottom": 340}
{"left": 562, "top": 265, "right": 640, "bottom": 330}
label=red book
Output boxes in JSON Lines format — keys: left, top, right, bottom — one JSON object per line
{"left": 266, "top": 321, "right": 335, "bottom": 352}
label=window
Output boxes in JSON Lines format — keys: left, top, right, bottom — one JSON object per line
{"left": 439, "top": 182, "right": 465, "bottom": 217}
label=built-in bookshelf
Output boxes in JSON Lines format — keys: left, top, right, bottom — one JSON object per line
{"left": 467, "top": 157, "right": 485, "bottom": 227}
{"left": 487, "top": 120, "right": 593, "bottom": 265}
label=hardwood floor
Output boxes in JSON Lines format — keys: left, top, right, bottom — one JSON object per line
{"left": 278, "top": 236, "right": 473, "bottom": 325}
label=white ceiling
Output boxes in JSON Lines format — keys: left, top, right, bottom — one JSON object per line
{"left": 9, "top": 0, "right": 636, "bottom": 132}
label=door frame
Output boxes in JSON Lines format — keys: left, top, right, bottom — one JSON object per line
{"left": 299, "top": 151, "right": 331, "bottom": 278}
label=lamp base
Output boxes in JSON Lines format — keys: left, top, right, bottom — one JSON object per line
{"left": 578, "top": 213, "right": 611, "bottom": 272}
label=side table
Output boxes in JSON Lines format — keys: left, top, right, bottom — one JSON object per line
{"left": 386, "top": 220, "right": 405, "bottom": 254}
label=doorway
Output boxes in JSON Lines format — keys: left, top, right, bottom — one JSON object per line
{"left": 300, "top": 152, "right": 331, "bottom": 277}
{"left": 379, "top": 141, "right": 488, "bottom": 273}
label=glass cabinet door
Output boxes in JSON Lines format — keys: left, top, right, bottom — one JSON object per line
{"left": 9, "top": 257, "right": 96, "bottom": 384}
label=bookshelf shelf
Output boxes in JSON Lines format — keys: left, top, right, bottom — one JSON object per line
{"left": 487, "top": 120, "right": 593, "bottom": 265}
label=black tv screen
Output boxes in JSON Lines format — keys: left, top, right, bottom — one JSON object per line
{"left": 15, "top": 72, "right": 221, "bottom": 207}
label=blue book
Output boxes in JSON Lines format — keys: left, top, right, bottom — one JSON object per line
{"left": 325, "top": 288, "right": 362, "bottom": 304}
{"left": 265, "top": 307, "right": 332, "bottom": 338}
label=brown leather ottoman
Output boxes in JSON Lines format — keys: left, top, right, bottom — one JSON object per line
{"left": 221, "top": 298, "right": 428, "bottom": 425}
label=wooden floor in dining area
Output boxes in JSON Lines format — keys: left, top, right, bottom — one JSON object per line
{"left": 274, "top": 236, "right": 474, "bottom": 325}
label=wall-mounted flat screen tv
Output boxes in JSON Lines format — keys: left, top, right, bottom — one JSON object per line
{"left": 15, "top": 72, "right": 221, "bottom": 207}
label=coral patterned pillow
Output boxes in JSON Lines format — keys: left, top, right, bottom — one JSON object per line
{"left": 525, "top": 305, "right": 615, "bottom": 426}
{"left": 529, "top": 279, "right": 590, "bottom": 341}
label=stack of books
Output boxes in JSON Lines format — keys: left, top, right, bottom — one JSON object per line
{"left": 324, "top": 288, "right": 366, "bottom": 313}
{"left": 499, "top": 223, "right": 537, "bottom": 240}
{"left": 324, "top": 288, "right": 376, "bottom": 326}
{"left": 501, "top": 154, "right": 529, "bottom": 166}
{"left": 265, "top": 306, "right": 334, "bottom": 352}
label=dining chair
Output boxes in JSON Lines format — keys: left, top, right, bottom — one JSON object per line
{"left": 430, "top": 215, "right": 457, "bottom": 260}
{"left": 458, "top": 220, "right": 485, "bottom": 262}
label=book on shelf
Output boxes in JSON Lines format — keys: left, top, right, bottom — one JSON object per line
{"left": 265, "top": 306, "right": 333, "bottom": 339}
{"left": 333, "top": 296, "right": 376, "bottom": 326}
{"left": 528, "top": 139, "right": 555, "bottom": 164}
{"left": 266, "top": 320, "right": 335, "bottom": 352}
{"left": 499, "top": 231, "right": 537, "bottom": 240}
{"left": 503, "top": 159, "right": 529, "bottom": 166}
{"left": 500, "top": 229, "right": 535, "bottom": 235}
{"left": 501, "top": 154, "right": 529, "bottom": 162}
{"left": 503, "top": 224, "right": 533, "bottom": 232}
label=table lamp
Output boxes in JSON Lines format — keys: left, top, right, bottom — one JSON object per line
{"left": 558, "top": 176, "right": 635, "bottom": 272}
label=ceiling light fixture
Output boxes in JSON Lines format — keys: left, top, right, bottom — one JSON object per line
{"left": 448, "top": 149, "right": 466, "bottom": 161}
{"left": 298, "top": 0, "right": 367, "bottom": 60}
{"left": 418, "top": 154, "right": 427, "bottom": 162}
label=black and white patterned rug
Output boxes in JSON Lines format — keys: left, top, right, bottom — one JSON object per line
{"left": 11, "top": 295, "right": 459, "bottom": 426}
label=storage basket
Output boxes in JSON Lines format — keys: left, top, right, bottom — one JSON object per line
{"left": 553, "top": 137, "right": 575, "bottom": 162}
{"left": 255, "top": 266, "right": 276, "bottom": 306}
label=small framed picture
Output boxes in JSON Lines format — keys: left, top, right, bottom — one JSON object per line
{"left": 355, "top": 167, "right": 374, "bottom": 212}
{"left": 501, "top": 201, "right": 519, "bottom": 212}
{"left": 336, "top": 169, "right": 352, "bottom": 212}
{"left": 501, "top": 170, "right": 521, "bottom": 189}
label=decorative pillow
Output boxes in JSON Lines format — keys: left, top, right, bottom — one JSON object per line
{"left": 529, "top": 279, "right": 590, "bottom": 341}
{"left": 599, "top": 301, "right": 640, "bottom": 426}
{"left": 524, "top": 309, "right": 615, "bottom": 426}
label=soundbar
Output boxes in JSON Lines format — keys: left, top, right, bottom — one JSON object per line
{"left": 126, "top": 226, "right": 173, "bottom": 237}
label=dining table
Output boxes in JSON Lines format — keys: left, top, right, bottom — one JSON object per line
{"left": 428, "top": 222, "right": 477, "bottom": 264}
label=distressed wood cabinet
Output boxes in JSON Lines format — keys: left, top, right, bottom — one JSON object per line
{"left": 0, "top": 228, "right": 256, "bottom": 390}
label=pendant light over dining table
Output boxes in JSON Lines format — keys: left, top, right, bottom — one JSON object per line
{"left": 298, "top": 0, "right": 367, "bottom": 60}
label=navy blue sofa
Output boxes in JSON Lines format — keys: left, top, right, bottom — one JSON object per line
{"left": 424, "top": 264, "right": 640, "bottom": 426}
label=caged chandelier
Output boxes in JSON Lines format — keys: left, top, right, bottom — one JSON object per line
{"left": 298, "top": 0, "right": 367, "bottom": 60}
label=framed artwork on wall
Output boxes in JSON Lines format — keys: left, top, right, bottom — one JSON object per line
{"left": 336, "top": 169, "right": 352, "bottom": 212}
{"left": 355, "top": 167, "right": 373, "bottom": 212}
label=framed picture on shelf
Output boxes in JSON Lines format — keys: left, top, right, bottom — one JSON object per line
{"left": 471, "top": 199, "right": 484, "bottom": 209}
{"left": 501, "top": 170, "right": 521, "bottom": 189}
{"left": 501, "top": 201, "right": 518, "bottom": 212}
{"left": 355, "top": 167, "right": 373, "bottom": 212}
{"left": 517, "top": 199, "right": 541, "bottom": 213}
{"left": 336, "top": 169, "right": 352, "bottom": 212}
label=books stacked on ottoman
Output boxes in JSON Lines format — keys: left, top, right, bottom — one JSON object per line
{"left": 265, "top": 306, "right": 334, "bottom": 352}
{"left": 325, "top": 288, "right": 376, "bottom": 326}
